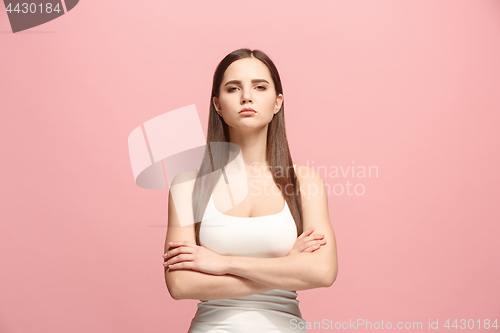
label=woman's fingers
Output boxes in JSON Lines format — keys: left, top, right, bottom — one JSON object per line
{"left": 287, "top": 228, "right": 325, "bottom": 256}
{"left": 300, "top": 239, "right": 327, "bottom": 252}
{"left": 302, "top": 244, "right": 321, "bottom": 252}
{"left": 168, "top": 241, "right": 195, "bottom": 248}
{"left": 163, "top": 245, "right": 194, "bottom": 260}
{"left": 303, "top": 233, "right": 324, "bottom": 243}
{"left": 303, "top": 243, "right": 324, "bottom": 252}
{"left": 168, "top": 261, "right": 195, "bottom": 271}
{"left": 164, "top": 253, "right": 193, "bottom": 267}
{"left": 296, "top": 233, "right": 324, "bottom": 252}
{"left": 298, "top": 227, "right": 314, "bottom": 239}
{"left": 311, "top": 233, "right": 324, "bottom": 239}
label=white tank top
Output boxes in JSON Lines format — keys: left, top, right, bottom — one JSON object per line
{"left": 189, "top": 165, "right": 308, "bottom": 332}
{"left": 199, "top": 164, "right": 298, "bottom": 258}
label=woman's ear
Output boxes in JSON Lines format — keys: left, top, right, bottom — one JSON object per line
{"left": 274, "top": 94, "right": 284, "bottom": 114}
{"left": 213, "top": 96, "right": 221, "bottom": 114}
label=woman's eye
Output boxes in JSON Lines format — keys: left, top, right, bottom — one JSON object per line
{"left": 227, "top": 86, "right": 266, "bottom": 92}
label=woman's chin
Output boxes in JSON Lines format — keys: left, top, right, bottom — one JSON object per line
{"left": 228, "top": 122, "right": 269, "bottom": 132}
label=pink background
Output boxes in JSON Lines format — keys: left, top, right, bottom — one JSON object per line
{"left": 1, "top": 1, "right": 499, "bottom": 332}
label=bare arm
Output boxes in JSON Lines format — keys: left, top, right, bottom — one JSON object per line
{"left": 164, "top": 167, "right": 337, "bottom": 299}
{"left": 166, "top": 266, "right": 275, "bottom": 300}
{"left": 225, "top": 251, "right": 331, "bottom": 291}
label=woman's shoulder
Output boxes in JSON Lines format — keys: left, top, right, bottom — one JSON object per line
{"left": 293, "top": 164, "right": 323, "bottom": 183}
{"left": 170, "top": 169, "right": 199, "bottom": 187}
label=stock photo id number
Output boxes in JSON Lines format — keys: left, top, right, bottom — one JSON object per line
{"left": 3, "top": 0, "right": 78, "bottom": 32}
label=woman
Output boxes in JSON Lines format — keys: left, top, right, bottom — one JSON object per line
{"left": 163, "top": 48, "right": 338, "bottom": 332}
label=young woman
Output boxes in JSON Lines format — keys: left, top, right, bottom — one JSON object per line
{"left": 163, "top": 48, "right": 338, "bottom": 332}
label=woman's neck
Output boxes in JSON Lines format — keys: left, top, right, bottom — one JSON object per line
{"left": 228, "top": 125, "right": 269, "bottom": 171}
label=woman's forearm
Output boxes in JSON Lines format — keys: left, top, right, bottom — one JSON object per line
{"left": 165, "top": 268, "right": 276, "bottom": 301}
{"left": 225, "top": 252, "right": 331, "bottom": 291}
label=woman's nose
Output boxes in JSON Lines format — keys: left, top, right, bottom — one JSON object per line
{"left": 241, "top": 89, "right": 252, "bottom": 103}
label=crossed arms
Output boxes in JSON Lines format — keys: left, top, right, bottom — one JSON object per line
{"left": 163, "top": 166, "right": 338, "bottom": 300}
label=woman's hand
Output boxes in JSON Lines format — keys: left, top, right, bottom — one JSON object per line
{"left": 287, "top": 227, "right": 326, "bottom": 256}
{"left": 163, "top": 241, "right": 229, "bottom": 275}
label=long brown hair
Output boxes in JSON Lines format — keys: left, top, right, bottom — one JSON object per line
{"left": 192, "top": 48, "right": 303, "bottom": 245}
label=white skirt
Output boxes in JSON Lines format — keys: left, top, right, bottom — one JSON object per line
{"left": 187, "top": 289, "right": 309, "bottom": 333}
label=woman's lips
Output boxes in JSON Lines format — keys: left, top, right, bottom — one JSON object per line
{"left": 239, "top": 108, "right": 256, "bottom": 116}
{"left": 239, "top": 110, "right": 256, "bottom": 116}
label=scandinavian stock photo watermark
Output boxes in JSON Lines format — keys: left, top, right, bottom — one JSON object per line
{"left": 167, "top": 158, "right": 379, "bottom": 227}
{"left": 129, "top": 106, "right": 379, "bottom": 227}
{"left": 248, "top": 160, "right": 379, "bottom": 199}
{"left": 290, "top": 318, "right": 499, "bottom": 330}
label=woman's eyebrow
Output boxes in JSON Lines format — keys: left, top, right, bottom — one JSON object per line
{"left": 224, "top": 79, "right": 269, "bottom": 86}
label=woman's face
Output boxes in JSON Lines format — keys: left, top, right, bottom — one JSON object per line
{"left": 213, "top": 57, "right": 283, "bottom": 132}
